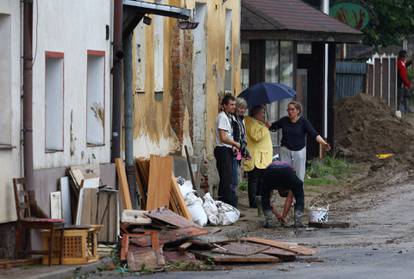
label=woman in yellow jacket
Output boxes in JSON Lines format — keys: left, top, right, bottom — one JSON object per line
{"left": 243, "top": 105, "right": 273, "bottom": 210}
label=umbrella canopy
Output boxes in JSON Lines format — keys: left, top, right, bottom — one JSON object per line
{"left": 239, "top": 82, "right": 296, "bottom": 108}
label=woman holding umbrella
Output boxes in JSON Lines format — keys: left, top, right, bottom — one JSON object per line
{"left": 270, "top": 101, "right": 330, "bottom": 182}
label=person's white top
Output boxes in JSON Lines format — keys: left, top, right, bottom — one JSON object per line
{"left": 216, "top": 111, "right": 233, "bottom": 148}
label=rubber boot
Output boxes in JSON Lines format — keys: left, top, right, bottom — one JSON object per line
{"left": 263, "top": 210, "right": 273, "bottom": 228}
{"left": 294, "top": 209, "right": 305, "bottom": 228}
{"left": 256, "top": 196, "right": 263, "bottom": 217}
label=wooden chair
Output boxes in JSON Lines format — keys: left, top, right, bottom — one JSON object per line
{"left": 13, "top": 178, "right": 64, "bottom": 266}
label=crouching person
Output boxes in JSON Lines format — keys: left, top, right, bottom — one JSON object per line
{"left": 260, "top": 161, "right": 304, "bottom": 228}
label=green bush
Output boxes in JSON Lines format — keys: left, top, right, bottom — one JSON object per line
{"left": 305, "top": 156, "right": 351, "bottom": 185}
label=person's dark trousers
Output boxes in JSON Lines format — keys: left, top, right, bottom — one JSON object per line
{"left": 214, "top": 146, "right": 237, "bottom": 207}
{"left": 398, "top": 87, "right": 411, "bottom": 112}
{"left": 231, "top": 157, "right": 239, "bottom": 208}
{"left": 260, "top": 166, "right": 304, "bottom": 213}
{"left": 246, "top": 167, "right": 263, "bottom": 208}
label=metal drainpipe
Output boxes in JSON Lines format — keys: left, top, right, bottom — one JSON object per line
{"left": 123, "top": 33, "right": 138, "bottom": 208}
{"left": 321, "top": 0, "right": 329, "bottom": 139}
{"left": 111, "top": 0, "right": 123, "bottom": 162}
{"left": 23, "top": 0, "right": 34, "bottom": 193}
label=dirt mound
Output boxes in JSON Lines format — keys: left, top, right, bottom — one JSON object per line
{"left": 335, "top": 94, "right": 414, "bottom": 161}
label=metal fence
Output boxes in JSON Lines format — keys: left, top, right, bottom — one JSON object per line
{"left": 335, "top": 54, "right": 398, "bottom": 111}
{"left": 336, "top": 61, "right": 366, "bottom": 101}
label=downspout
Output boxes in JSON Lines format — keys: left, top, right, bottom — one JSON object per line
{"left": 23, "top": 0, "right": 34, "bottom": 193}
{"left": 321, "top": 0, "right": 329, "bottom": 139}
{"left": 123, "top": 33, "right": 137, "bottom": 207}
{"left": 111, "top": 0, "right": 123, "bottom": 162}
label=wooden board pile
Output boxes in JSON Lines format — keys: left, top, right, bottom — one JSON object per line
{"left": 120, "top": 207, "right": 318, "bottom": 271}
{"left": 134, "top": 155, "right": 191, "bottom": 219}
{"left": 67, "top": 164, "right": 118, "bottom": 243}
{"left": 191, "top": 236, "right": 317, "bottom": 265}
{"left": 120, "top": 207, "right": 208, "bottom": 271}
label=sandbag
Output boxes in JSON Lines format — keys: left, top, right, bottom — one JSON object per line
{"left": 202, "top": 193, "right": 221, "bottom": 225}
{"left": 216, "top": 201, "right": 240, "bottom": 225}
{"left": 186, "top": 192, "right": 207, "bottom": 226}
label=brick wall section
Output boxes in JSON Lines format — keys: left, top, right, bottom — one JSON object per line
{"left": 170, "top": 27, "right": 194, "bottom": 148}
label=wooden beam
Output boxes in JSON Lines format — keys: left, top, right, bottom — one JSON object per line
{"left": 115, "top": 158, "right": 132, "bottom": 210}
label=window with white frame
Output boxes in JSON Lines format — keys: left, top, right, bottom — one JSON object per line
{"left": 0, "top": 15, "right": 12, "bottom": 146}
{"left": 153, "top": 1, "right": 164, "bottom": 94}
{"left": 45, "top": 52, "right": 64, "bottom": 152}
{"left": 135, "top": 22, "right": 146, "bottom": 93}
{"left": 86, "top": 51, "right": 105, "bottom": 146}
{"left": 224, "top": 9, "right": 233, "bottom": 92}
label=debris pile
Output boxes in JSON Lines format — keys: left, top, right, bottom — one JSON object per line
{"left": 335, "top": 94, "right": 414, "bottom": 161}
{"left": 120, "top": 207, "right": 317, "bottom": 271}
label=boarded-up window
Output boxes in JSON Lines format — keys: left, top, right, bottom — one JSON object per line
{"left": 135, "top": 22, "right": 146, "bottom": 93}
{"left": 86, "top": 51, "right": 105, "bottom": 145}
{"left": 45, "top": 52, "right": 64, "bottom": 152}
{"left": 0, "top": 15, "right": 12, "bottom": 145}
{"left": 153, "top": 2, "right": 164, "bottom": 94}
{"left": 224, "top": 9, "right": 233, "bottom": 92}
{"left": 241, "top": 40, "right": 250, "bottom": 90}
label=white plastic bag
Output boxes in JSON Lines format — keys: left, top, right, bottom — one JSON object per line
{"left": 178, "top": 180, "right": 207, "bottom": 226}
{"left": 216, "top": 201, "right": 240, "bottom": 225}
{"left": 186, "top": 192, "right": 208, "bottom": 226}
{"left": 202, "top": 193, "right": 221, "bottom": 225}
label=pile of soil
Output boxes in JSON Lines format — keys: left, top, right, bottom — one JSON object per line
{"left": 335, "top": 94, "right": 414, "bottom": 161}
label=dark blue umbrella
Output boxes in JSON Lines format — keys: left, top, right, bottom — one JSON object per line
{"left": 239, "top": 82, "right": 296, "bottom": 108}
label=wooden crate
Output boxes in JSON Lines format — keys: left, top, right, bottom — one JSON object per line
{"left": 41, "top": 226, "right": 100, "bottom": 265}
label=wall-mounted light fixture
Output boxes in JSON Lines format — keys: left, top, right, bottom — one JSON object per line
{"left": 177, "top": 20, "right": 199, "bottom": 30}
{"left": 143, "top": 16, "right": 152, "bottom": 25}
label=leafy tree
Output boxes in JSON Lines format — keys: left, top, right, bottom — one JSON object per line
{"left": 302, "top": 0, "right": 414, "bottom": 47}
{"left": 363, "top": 0, "right": 414, "bottom": 47}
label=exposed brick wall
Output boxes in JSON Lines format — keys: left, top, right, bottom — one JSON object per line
{"left": 170, "top": 27, "right": 194, "bottom": 150}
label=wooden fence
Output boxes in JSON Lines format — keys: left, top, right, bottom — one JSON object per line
{"left": 335, "top": 54, "right": 398, "bottom": 111}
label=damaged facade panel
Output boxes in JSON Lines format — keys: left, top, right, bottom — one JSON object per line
{"left": 30, "top": 0, "right": 112, "bottom": 215}
{"left": 131, "top": 0, "right": 241, "bottom": 188}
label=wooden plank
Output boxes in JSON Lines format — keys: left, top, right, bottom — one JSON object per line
{"left": 262, "top": 247, "right": 297, "bottom": 262}
{"left": 211, "top": 242, "right": 270, "bottom": 256}
{"left": 127, "top": 247, "right": 163, "bottom": 271}
{"left": 241, "top": 237, "right": 317, "bottom": 256}
{"left": 0, "top": 258, "right": 42, "bottom": 269}
{"left": 50, "top": 191, "right": 62, "bottom": 219}
{"left": 145, "top": 208, "right": 197, "bottom": 228}
{"left": 146, "top": 155, "right": 173, "bottom": 210}
{"left": 129, "top": 226, "right": 208, "bottom": 247}
{"left": 164, "top": 251, "right": 197, "bottom": 263}
{"left": 81, "top": 177, "right": 100, "bottom": 189}
{"left": 97, "top": 190, "right": 118, "bottom": 242}
{"left": 194, "top": 251, "right": 280, "bottom": 264}
{"left": 135, "top": 158, "right": 150, "bottom": 190}
{"left": 170, "top": 175, "right": 191, "bottom": 220}
{"left": 121, "top": 209, "right": 151, "bottom": 225}
{"left": 115, "top": 158, "right": 132, "bottom": 210}
{"left": 75, "top": 188, "right": 84, "bottom": 225}
{"left": 60, "top": 177, "right": 72, "bottom": 225}
{"left": 79, "top": 188, "right": 98, "bottom": 225}
{"left": 178, "top": 242, "right": 193, "bottom": 254}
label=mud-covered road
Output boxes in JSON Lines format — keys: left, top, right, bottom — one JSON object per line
{"left": 139, "top": 178, "right": 414, "bottom": 279}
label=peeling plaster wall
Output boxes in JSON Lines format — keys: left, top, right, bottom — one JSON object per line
{"left": 0, "top": 0, "right": 20, "bottom": 225}
{"left": 131, "top": 0, "right": 241, "bottom": 168}
{"left": 32, "top": 0, "right": 112, "bottom": 170}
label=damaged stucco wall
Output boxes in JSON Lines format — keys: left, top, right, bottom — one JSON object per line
{"left": 131, "top": 0, "right": 241, "bottom": 191}
{"left": 0, "top": 0, "right": 20, "bottom": 224}
{"left": 32, "top": 0, "right": 112, "bottom": 170}
{"left": 0, "top": 0, "right": 20, "bottom": 257}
